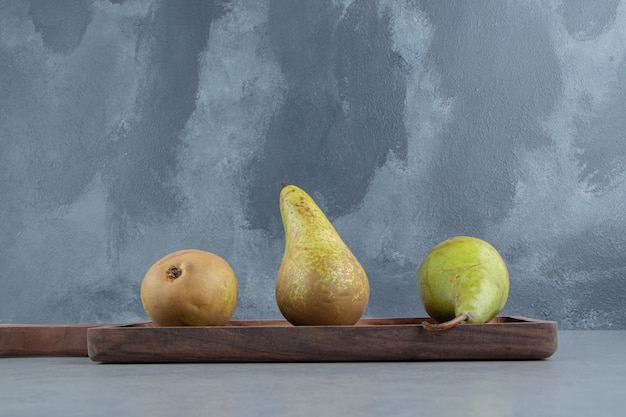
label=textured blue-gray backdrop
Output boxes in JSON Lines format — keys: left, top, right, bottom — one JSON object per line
{"left": 1, "top": 0, "right": 625, "bottom": 328}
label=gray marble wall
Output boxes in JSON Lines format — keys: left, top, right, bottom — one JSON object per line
{"left": 1, "top": 0, "right": 624, "bottom": 329}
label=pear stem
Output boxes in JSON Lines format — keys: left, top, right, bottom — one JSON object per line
{"left": 422, "top": 314, "right": 470, "bottom": 331}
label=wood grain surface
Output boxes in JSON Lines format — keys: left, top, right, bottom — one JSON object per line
{"left": 87, "top": 316, "right": 558, "bottom": 363}
{"left": 0, "top": 324, "right": 102, "bottom": 357}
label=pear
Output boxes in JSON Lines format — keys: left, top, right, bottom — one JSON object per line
{"left": 275, "top": 184, "right": 370, "bottom": 325}
{"left": 417, "top": 236, "right": 509, "bottom": 331}
{"left": 141, "top": 249, "right": 239, "bottom": 326}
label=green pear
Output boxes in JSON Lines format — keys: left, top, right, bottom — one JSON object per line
{"left": 276, "top": 184, "right": 370, "bottom": 325}
{"left": 417, "top": 236, "right": 509, "bottom": 331}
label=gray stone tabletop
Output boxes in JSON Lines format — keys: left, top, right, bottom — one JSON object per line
{"left": 1, "top": 330, "right": 624, "bottom": 417}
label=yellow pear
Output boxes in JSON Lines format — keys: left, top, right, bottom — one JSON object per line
{"left": 417, "top": 236, "right": 509, "bottom": 331}
{"left": 276, "top": 184, "right": 370, "bottom": 325}
{"left": 141, "top": 249, "right": 238, "bottom": 326}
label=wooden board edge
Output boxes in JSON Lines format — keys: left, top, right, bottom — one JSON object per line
{"left": 86, "top": 316, "right": 559, "bottom": 363}
{"left": 0, "top": 324, "right": 117, "bottom": 357}
{"left": 87, "top": 316, "right": 559, "bottom": 330}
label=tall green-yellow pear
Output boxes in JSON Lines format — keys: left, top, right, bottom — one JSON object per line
{"left": 276, "top": 184, "right": 370, "bottom": 325}
{"left": 417, "top": 236, "right": 509, "bottom": 331}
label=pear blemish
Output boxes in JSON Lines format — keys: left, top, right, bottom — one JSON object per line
{"left": 166, "top": 266, "right": 182, "bottom": 280}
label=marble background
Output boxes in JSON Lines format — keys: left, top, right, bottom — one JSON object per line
{"left": 1, "top": 0, "right": 624, "bottom": 328}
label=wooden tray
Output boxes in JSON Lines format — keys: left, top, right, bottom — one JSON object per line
{"left": 87, "top": 316, "right": 557, "bottom": 363}
{"left": 0, "top": 324, "right": 103, "bottom": 357}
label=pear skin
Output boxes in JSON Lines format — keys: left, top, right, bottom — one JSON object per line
{"left": 417, "top": 236, "right": 509, "bottom": 331}
{"left": 276, "top": 184, "right": 370, "bottom": 325}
